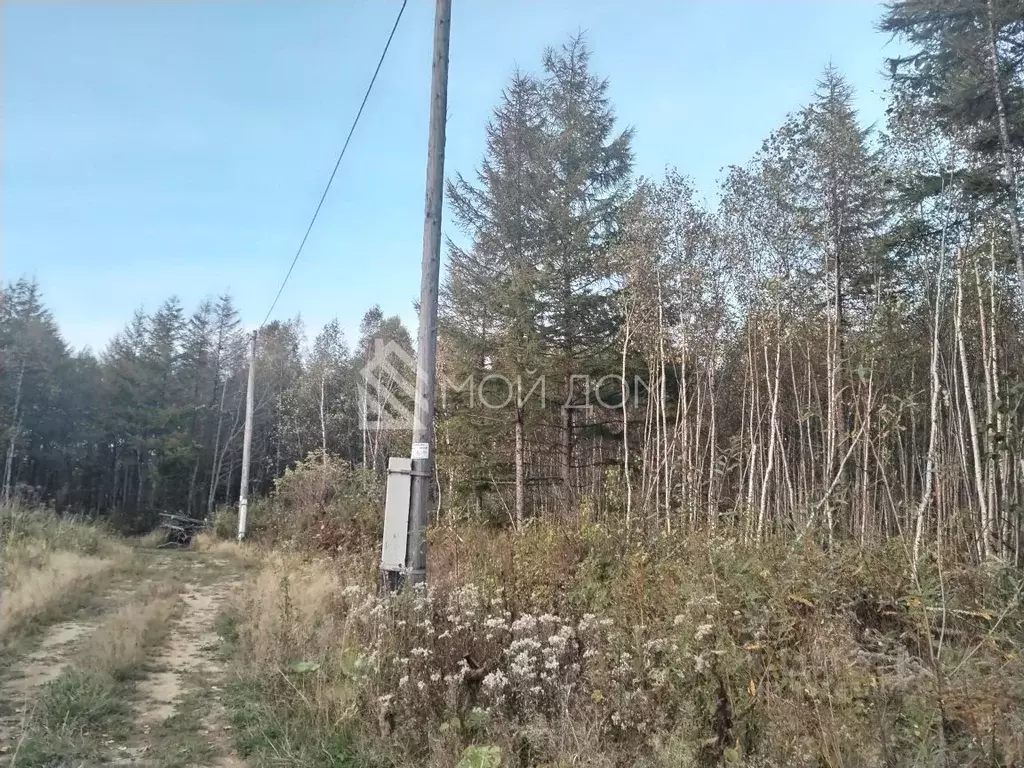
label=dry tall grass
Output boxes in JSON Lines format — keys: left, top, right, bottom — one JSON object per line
{"left": 0, "top": 552, "right": 127, "bottom": 639}
{"left": 80, "top": 582, "right": 182, "bottom": 680}
{"left": 1, "top": 506, "right": 132, "bottom": 640}
{"left": 223, "top": 522, "right": 1024, "bottom": 768}
{"left": 192, "top": 531, "right": 262, "bottom": 564}
{"left": 135, "top": 528, "right": 169, "bottom": 548}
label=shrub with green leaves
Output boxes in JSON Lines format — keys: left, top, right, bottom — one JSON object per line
{"left": 212, "top": 452, "right": 382, "bottom": 553}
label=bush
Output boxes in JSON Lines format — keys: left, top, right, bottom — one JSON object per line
{"left": 1, "top": 504, "right": 121, "bottom": 560}
{"left": 212, "top": 452, "right": 383, "bottom": 555}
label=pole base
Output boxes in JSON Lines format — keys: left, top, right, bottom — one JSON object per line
{"left": 379, "top": 567, "right": 426, "bottom": 593}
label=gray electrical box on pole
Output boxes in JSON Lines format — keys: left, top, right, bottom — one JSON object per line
{"left": 381, "top": 457, "right": 412, "bottom": 574}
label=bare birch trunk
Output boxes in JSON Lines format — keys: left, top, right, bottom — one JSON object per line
{"left": 913, "top": 197, "right": 949, "bottom": 572}
{"left": 2, "top": 359, "right": 25, "bottom": 505}
{"left": 207, "top": 379, "right": 229, "bottom": 517}
{"left": 319, "top": 368, "right": 328, "bottom": 465}
{"left": 621, "top": 316, "right": 633, "bottom": 531}
{"left": 514, "top": 407, "right": 525, "bottom": 529}
{"left": 955, "top": 258, "right": 990, "bottom": 559}
{"left": 757, "top": 323, "right": 782, "bottom": 541}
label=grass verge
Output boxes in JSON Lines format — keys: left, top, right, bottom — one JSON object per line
{"left": 149, "top": 672, "right": 219, "bottom": 768}
{"left": 216, "top": 522, "right": 1024, "bottom": 768}
{"left": 1, "top": 506, "right": 134, "bottom": 644}
{"left": 225, "top": 675, "right": 385, "bottom": 768}
{"left": 7, "top": 583, "right": 182, "bottom": 766}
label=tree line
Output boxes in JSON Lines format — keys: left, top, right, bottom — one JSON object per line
{"left": 436, "top": 3, "right": 1024, "bottom": 566}
{"left": 0, "top": 283, "right": 411, "bottom": 530}
{"left": 3, "top": 0, "right": 1023, "bottom": 564}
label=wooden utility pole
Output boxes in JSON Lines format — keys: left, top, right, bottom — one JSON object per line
{"left": 406, "top": 0, "right": 452, "bottom": 584}
{"left": 237, "top": 330, "right": 257, "bottom": 541}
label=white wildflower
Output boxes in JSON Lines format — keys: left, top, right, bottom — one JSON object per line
{"left": 694, "top": 623, "right": 714, "bottom": 642}
{"left": 511, "top": 614, "right": 537, "bottom": 634}
{"left": 509, "top": 638, "right": 541, "bottom": 654}
{"left": 399, "top": 675, "right": 409, "bottom": 687}
{"left": 430, "top": 672, "right": 441, "bottom": 682}
{"left": 410, "top": 647, "right": 430, "bottom": 658}
{"left": 482, "top": 670, "right": 507, "bottom": 691}
{"left": 510, "top": 653, "right": 536, "bottom": 679}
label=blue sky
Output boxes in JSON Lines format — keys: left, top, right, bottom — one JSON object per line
{"left": 3, "top": 1, "right": 896, "bottom": 354}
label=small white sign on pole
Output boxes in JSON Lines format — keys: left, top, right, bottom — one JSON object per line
{"left": 411, "top": 442, "right": 430, "bottom": 460}
{"left": 381, "top": 456, "right": 412, "bottom": 572}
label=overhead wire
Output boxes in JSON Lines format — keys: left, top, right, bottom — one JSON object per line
{"left": 258, "top": 0, "right": 409, "bottom": 330}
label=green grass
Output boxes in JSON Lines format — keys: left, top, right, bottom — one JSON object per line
{"left": 38, "top": 667, "right": 131, "bottom": 734}
{"left": 225, "top": 676, "right": 388, "bottom": 768}
{"left": 150, "top": 677, "right": 218, "bottom": 768}
{"left": 9, "top": 668, "right": 133, "bottom": 768}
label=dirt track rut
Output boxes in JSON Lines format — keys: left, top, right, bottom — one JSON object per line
{"left": 0, "top": 551, "right": 246, "bottom": 767}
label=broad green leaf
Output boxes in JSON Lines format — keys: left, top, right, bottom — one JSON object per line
{"left": 456, "top": 745, "right": 501, "bottom": 768}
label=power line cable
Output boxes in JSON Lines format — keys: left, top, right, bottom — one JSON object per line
{"left": 259, "top": 0, "right": 409, "bottom": 329}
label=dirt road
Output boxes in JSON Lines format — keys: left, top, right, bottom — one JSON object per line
{"left": 0, "top": 550, "right": 246, "bottom": 767}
